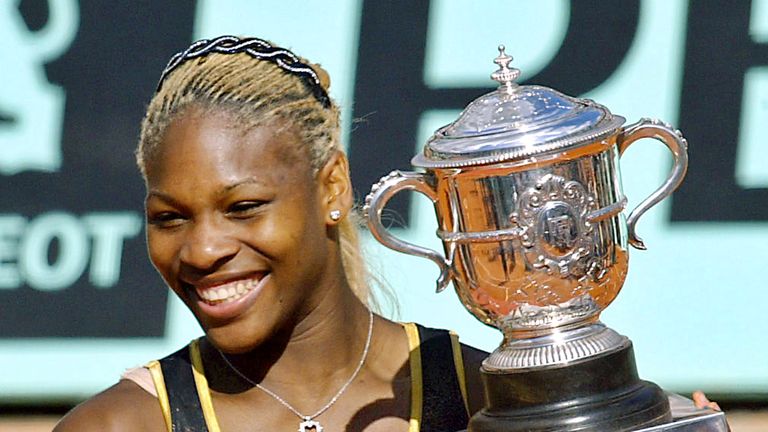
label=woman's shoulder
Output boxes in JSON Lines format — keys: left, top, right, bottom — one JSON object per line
{"left": 53, "top": 377, "right": 167, "bottom": 432}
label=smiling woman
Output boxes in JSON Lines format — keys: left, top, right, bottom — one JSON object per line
{"left": 52, "top": 36, "right": 486, "bottom": 432}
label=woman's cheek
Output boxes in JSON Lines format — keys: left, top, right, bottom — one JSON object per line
{"left": 146, "top": 234, "right": 178, "bottom": 287}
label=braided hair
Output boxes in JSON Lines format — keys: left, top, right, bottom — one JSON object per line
{"left": 136, "top": 36, "right": 378, "bottom": 309}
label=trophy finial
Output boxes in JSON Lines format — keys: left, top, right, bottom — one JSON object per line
{"left": 491, "top": 44, "right": 521, "bottom": 93}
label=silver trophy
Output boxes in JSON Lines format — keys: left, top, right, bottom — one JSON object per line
{"left": 364, "top": 47, "right": 727, "bottom": 431}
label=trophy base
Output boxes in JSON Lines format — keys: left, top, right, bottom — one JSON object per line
{"left": 469, "top": 342, "right": 671, "bottom": 431}
{"left": 485, "top": 322, "right": 626, "bottom": 370}
{"left": 634, "top": 393, "right": 729, "bottom": 431}
{"left": 462, "top": 394, "right": 728, "bottom": 432}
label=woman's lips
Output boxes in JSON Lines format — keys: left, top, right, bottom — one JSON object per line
{"left": 191, "top": 273, "right": 270, "bottom": 321}
{"left": 196, "top": 277, "right": 258, "bottom": 304}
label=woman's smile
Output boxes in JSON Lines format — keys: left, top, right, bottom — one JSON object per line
{"left": 195, "top": 274, "right": 264, "bottom": 305}
{"left": 191, "top": 273, "right": 272, "bottom": 321}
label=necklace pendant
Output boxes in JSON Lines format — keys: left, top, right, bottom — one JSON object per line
{"left": 298, "top": 418, "right": 323, "bottom": 432}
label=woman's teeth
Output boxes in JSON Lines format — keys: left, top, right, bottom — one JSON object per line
{"left": 196, "top": 278, "right": 258, "bottom": 305}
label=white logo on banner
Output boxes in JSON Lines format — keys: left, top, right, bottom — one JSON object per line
{"left": 0, "top": 0, "right": 79, "bottom": 175}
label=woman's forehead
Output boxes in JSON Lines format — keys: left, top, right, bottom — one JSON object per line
{"left": 147, "top": 109, "right": 312, "bottom": 186}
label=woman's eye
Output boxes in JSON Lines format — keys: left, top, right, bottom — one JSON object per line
{"left": 147, "top": 212, "right": 186, "bottom": 228}
{"left": 227, "top": 201, "right": 265, "bottom": 217}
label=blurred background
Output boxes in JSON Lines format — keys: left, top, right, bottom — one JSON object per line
{"left": 0, "top": 0, "right": 766, "bottom": 430}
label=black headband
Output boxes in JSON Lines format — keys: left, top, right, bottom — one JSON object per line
{"left": 156, "top": 35, "right": 332, "bottom": 108}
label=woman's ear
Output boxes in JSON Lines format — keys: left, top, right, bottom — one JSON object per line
{"left": 318, "top": 150, "right": 353, "bottom": 225}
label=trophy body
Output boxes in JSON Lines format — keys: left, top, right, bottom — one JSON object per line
{"left": 364, "top": 47, "right": 704, "bottom": 431}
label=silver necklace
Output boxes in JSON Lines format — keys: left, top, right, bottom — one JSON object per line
{"left": 217, "top": 308, "right": 374, "bottom": 432}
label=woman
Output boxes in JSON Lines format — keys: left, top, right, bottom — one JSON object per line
{"left": 54, "top": 36, "right": 486, "bottom": 432}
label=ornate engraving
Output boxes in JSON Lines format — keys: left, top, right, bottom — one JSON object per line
{"left": 499, "top": 294, "right": 600, "bottom": 329}
{"left": 546, "top": 214, "right": 576, "bottom": 250}
{"left": 511, "top": 174, "right": 600, "bottom": 278}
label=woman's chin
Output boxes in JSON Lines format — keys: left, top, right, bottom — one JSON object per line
{"left": 204, "top": 326, "right": 271, "bottom": 354}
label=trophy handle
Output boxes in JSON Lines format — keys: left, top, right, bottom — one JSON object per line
{"left": 363, "top": 170, "right": 452, "bottom": 292}
{"left": 617, "top": 118, "right": 688, "bottom": 250}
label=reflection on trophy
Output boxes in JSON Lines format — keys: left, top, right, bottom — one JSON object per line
{"left": 365, "top": 46, "right": 728, "bottom": 431}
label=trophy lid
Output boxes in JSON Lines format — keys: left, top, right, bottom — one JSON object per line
{"left": 412, "top": 45, "right": 625, "bottom": 169}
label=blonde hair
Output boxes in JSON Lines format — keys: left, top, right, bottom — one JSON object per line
{"left": 136, "top": 45, "right": 380, "bottom": 309}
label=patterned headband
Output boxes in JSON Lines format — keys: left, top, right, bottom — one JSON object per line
{"left": 156, "top": 35, "right": 331, "bottom": 108}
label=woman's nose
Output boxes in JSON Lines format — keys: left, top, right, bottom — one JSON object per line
{"left": 178, "top": 217, "right": 239, "bottom": 271}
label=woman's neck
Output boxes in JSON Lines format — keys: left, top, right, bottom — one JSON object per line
{"left": 270, "top": 286, "right": 372, "bottom": 383}
{"left": 201, "top": 274, "right": 374, "bottom": 401}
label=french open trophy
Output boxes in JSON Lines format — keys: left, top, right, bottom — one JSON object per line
{"left": 364, "top": 47, "right": 728, "bottom": 431}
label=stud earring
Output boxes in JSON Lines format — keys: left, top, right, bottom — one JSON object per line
{"left": 329, "top": 210, "right": 342, "bottom": 221}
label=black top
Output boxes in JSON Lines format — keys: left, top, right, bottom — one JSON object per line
{"left": 158, "top": 324, "right": 469, "bottom": 431}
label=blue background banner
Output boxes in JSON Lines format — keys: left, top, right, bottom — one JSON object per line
{"left": 0, "top": 0, "right": 766, "bottom": 402}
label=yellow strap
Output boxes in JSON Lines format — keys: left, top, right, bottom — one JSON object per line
{"left": 403, "top": 323, "right": 422, "bottom": 432}
{"left": 146, "top": 360, "right": 172, "bottom": 432}
{"left": 189, "top": 339, "right": 222, "bottom": 432}
{"left": 449, "top": 331, "right": 470, "bottom": 415}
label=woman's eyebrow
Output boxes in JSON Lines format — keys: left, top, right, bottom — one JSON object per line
{"left": 145, "top": 179, "right": 270, "bottom": 205}
{"left": 146, "top": 189, "right": 176, "bottom": 203}
{"left": 145, "top": 191, "right": 192, "bottom": 214}
{"left": 224, "top": 178, "right": 267, "bottom": 192}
